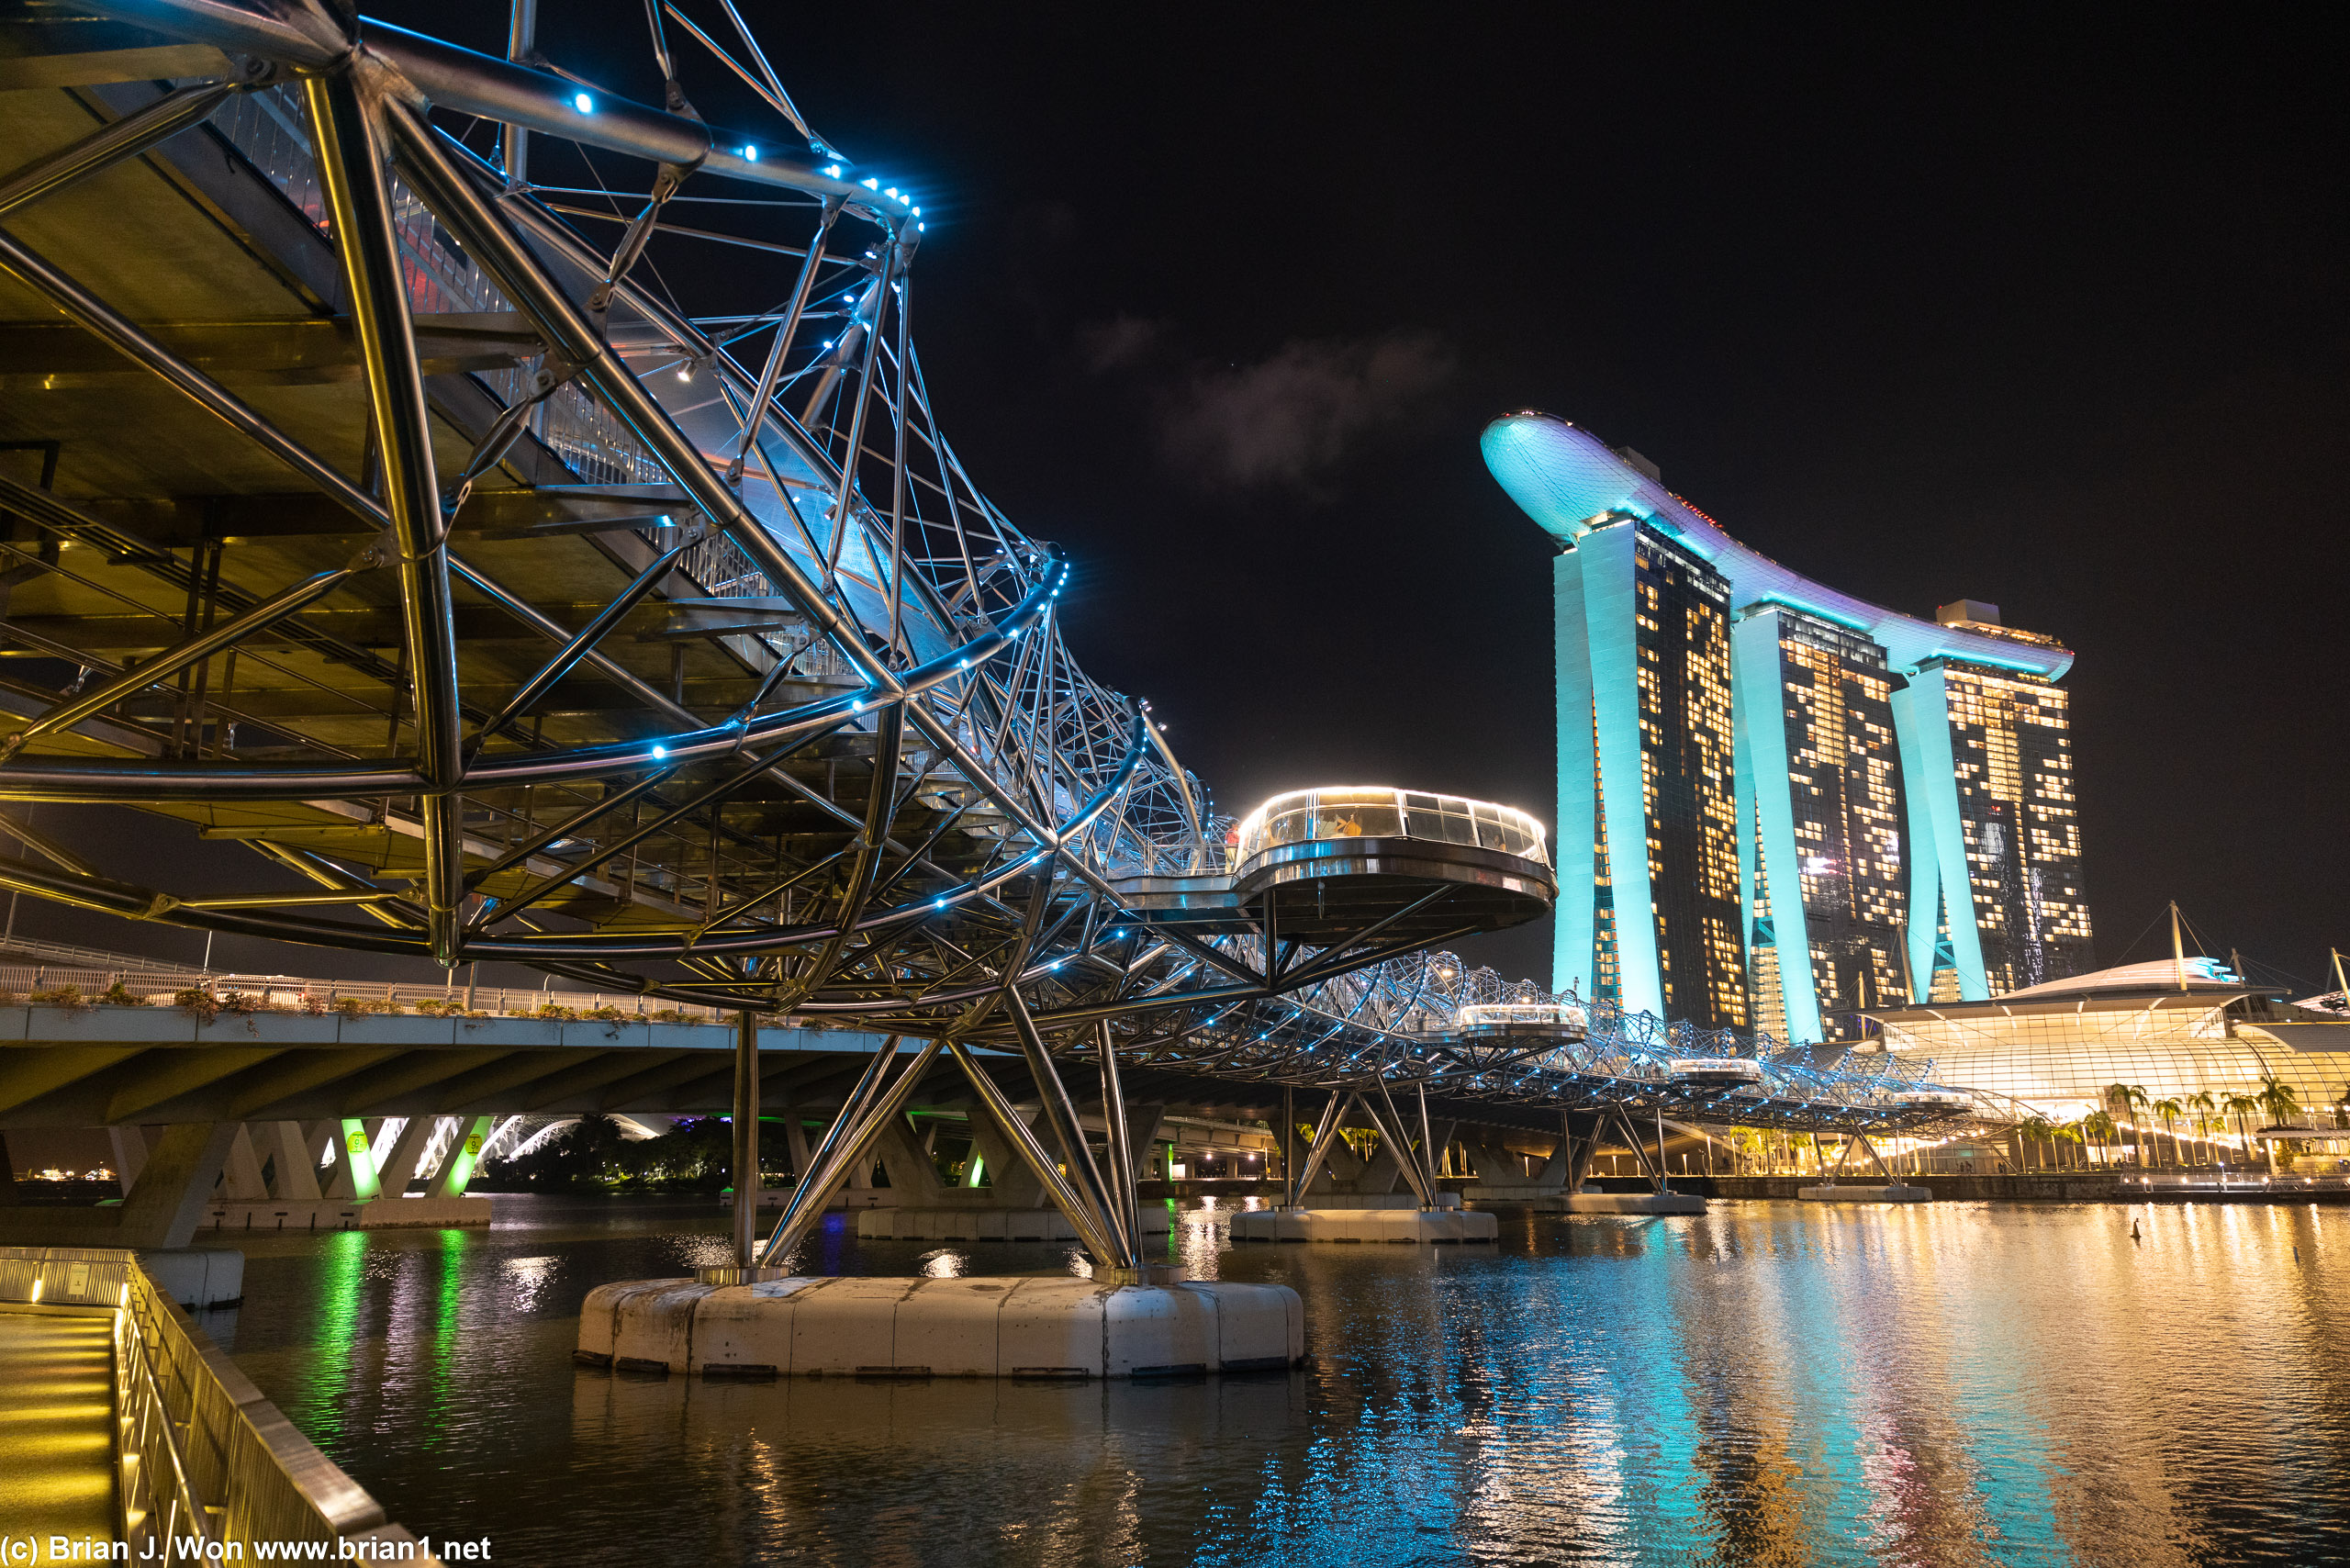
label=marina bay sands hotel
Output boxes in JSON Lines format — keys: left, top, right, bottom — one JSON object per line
{"left": 1482, "top": 413, "right": 2093, "bottom": 1043}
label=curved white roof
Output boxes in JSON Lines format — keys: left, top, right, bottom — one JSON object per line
{"left": 2001, "top": 957, "right": 2245, "bottom": 999}
{"left": 1480, "top": 412, "right": 2073, "bottom": 680}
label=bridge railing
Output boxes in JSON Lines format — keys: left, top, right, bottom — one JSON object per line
{"left": 0, "top": 935, "right": 734, "bottom": 1023}
{"left": 0, "top": 1246, "right": 438, "bottom": 1563}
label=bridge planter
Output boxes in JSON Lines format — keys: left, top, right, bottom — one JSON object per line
{"left": 7, "top": 1004, "right": 196, "bottom": 1044}
{"left": 334, "top": 1015, "right": 465, "bottom": 1047}
{"left": 556, "top": 1020, "right": 654, "bottom": 1050}
{"left": 194, "top": 1011, "right": 354, "bottom": 1045}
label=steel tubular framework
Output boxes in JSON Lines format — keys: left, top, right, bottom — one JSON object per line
{"left": 0, "top": 1, "right": 1992, "bottom": 1267}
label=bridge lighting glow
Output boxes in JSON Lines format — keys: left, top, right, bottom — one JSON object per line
{"left": 823, "top": 163, "right": 843, "bottom": 178}
{"left": 741, "top": 144, "right": 759, "bottom": 162}
{"left": 860, "top": 177, "right": 878, "bottom": 189}
{"left": 650, "top": 745, "right": 666, "bottom": 759}
{"left": 573, "top": 92, "right": 594, "bottom": 114}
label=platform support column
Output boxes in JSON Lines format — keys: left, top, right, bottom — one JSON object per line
{"left": 1362, "top": 1081, "right": 1437, "bottom": 1208}
{"left": 1288, "top": 1090, "right": 1354, "bottom": 1206}
{"left": 755, "top": 1037, "right": 942, "bottom": 1270}
{"left": 1094, "top": 1022, "right": 1144, "bottom": 1270}
{"left": 946, "top": 1036, "right": 1124, "bottom": 1266}
{"left": 732, "top": 1010, "right": 759, "bottom": 1270}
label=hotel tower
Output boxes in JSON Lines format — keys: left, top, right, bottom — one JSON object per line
{"left": 1483, "top": 414, "right": 2093, "bottom": 1040}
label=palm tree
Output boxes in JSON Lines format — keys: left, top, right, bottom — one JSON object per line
{"left": 2257, "top": 1077, "right": 2301, "bottom": 1172}
{"left": 2221, "top": 1092, "right": 2260, "bottom": 1168}
{"left": 2188, "top": 1091, "right": 2218, "bottom": 1168}
{"left": 2152, "top": 1099, "right": 2185, "bottom": 1170}
{"left": 2050, "top": 1120, "right": 2085, "bottom": 1170}
{"left": 2083, "top": 1109, "right": 2119, "bottom": 1169}
{"left": 2014, "top": 1115, "right": 2056, "bottom": 1171}
{"left": 2123, "top": 1085, "right": 2152, "bottom": 1167}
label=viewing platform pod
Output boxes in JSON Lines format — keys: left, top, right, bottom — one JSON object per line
{"left": 1666, "top": 1058, "right": 1765, "bottom": 1088}
{"left": 1111, "top": 787, "right": 1556, "bottom": 946}
{"left": 1890, "top": 1089, "right": 1973, "bottom": 1111}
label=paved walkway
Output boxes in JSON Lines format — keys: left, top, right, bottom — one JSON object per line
{"left": 0, "top": 1312, "right": 118, "bottom": 1540}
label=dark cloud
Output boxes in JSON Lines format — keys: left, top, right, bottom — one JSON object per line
{"left": 1082, "top": 324, "right": 1455, "bottom": 497}
{"left": 1077, "top": 313, "right": 1165, "bottom": 372}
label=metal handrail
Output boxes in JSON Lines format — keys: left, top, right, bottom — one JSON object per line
{"left": 1, "top": 1247, "right": 437, "bottom": 1563}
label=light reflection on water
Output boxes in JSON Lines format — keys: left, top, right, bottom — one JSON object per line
{"left": 214, "top": 1197, "right": 2350, "bottom": 1565}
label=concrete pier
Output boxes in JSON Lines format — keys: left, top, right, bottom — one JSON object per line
{"left": 201, "top": 1195, "right": 492, "bottom": 1232}
{"left": 1539, "top": 1191, "right": 1706, "bottom": 1215}
{"left": 1798, "top": 1183, "right": 1931, "bottom": 1203}
{"left": 856, "top": 1206, "right": 1174, "bottom": 1242}
{"left": 1226, "top": 1207, "right": 1498, "bottom": 1243}
{"left": 576, "top": 1273, "right": 1304, "bottom": 1379}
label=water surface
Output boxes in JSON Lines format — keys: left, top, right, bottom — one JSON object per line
{"left": 212, "top": 1196, "right": 2350, "bottom": 1566}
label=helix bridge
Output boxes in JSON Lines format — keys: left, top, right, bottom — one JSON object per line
{"left": 0, "top": 1, "right": 1997, "bottom": 1272}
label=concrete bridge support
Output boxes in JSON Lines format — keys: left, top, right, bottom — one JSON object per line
{"left": 263, "top": 1121, "right": 323, "bottom": 1200}
{"left": 108, "top": 1125, "right": 151, "bottom": 1188}
{"left": 371, "top": 1115, "right": 443, "bottom": 1199}
{"left": 961, "top": 1103, "right": 1047, "bottom": 1207}
{"left": 0, "top": 1121, "right": 240, "bottom": 1249}
{"left": 219, "top": 1125, "right": 270, "bottom": 1201}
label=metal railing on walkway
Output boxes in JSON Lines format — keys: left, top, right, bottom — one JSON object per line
{"left": 1, "top": 934, "right": 736, "bottom": 1023}
{"left": 0, "top": 1247, "right": 438, "bottom": 1564}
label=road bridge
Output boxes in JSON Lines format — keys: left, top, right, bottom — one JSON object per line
{"left": 0, "top": 1, "right": 1998, "bottom": 1338}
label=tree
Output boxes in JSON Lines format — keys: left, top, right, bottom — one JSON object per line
{"left": 2221, "top": 1093, "right": 2260, "bottom": 1168}
{"left": 2123, "top": 1085, "right": 2152, "bottom": 1166}
{"left": 2152, "top": 1099, "right": 2186, "bottom": 1170}
{"left": 2188, "top": 1091, "right": 2218, "bottom": 1167}
{"left": 2256, "top": 1077, "right": 2301, "bottom": 1170}
{"left": 2049, "top": 1120, "right": 2085, "bottom": 1170}
{"left": 2103, "top": 1083, "right": 2150, "bottom": 1167}
{"left": 2083, "top": 1109, "right": 2119, "bottom": 1169}
{"left": 2015, "top": 1115, "right": 2056, "bottom": 1170}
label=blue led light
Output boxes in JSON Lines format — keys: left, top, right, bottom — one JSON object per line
{"left": 741, "top": 144, "right": 759, "bottom": 162}
{"left": 651, "top": 745, "right": 666, "bottom": 759}
{"left": 823, "top": 163, "right": 842, "bottom": 178}
{"left": 860, "top": 177, "right": 878, "bottom": 190}
{"left": 573, "top": 92, "right": 593, "bottom": 114}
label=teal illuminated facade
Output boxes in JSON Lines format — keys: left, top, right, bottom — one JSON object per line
{"left": 1487, "top": 413, "right": 2094, "bottom": 1040}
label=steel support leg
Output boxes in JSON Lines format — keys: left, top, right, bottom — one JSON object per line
{"left": 1289, "top": 1090, "right": 1354, "bottom": 1207}
{"left": 755, "top": 1037, "right": 941, "bottom": 1271}
{"left": 1006, "top": 991, "right": 1131, "bottom": 1266}
{"left": 731, "top": 1009, "right": 758, "bottom": 1268}
{"left": 946, "top": 1037, "right": 1123, "bottom": 1265}
{"left": 1364, "top": 1081, "right": 1437, "bottom": 1209}
{"left": 1094, "top": 1019, "right": 1142, "bottom": 1269}
{"left": 754, "top": 1036, "right": 898, "bottom": 1263}
{"left": 307, "top": 71, "right": 464, "bottom": 964}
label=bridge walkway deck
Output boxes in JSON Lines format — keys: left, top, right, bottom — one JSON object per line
{"left": 0, "top": 1310, "right": 117, "bottom": 1540}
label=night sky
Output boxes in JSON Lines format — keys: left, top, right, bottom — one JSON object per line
{"left": 24, "top": 5, "right": 2346, "bottom": 994}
